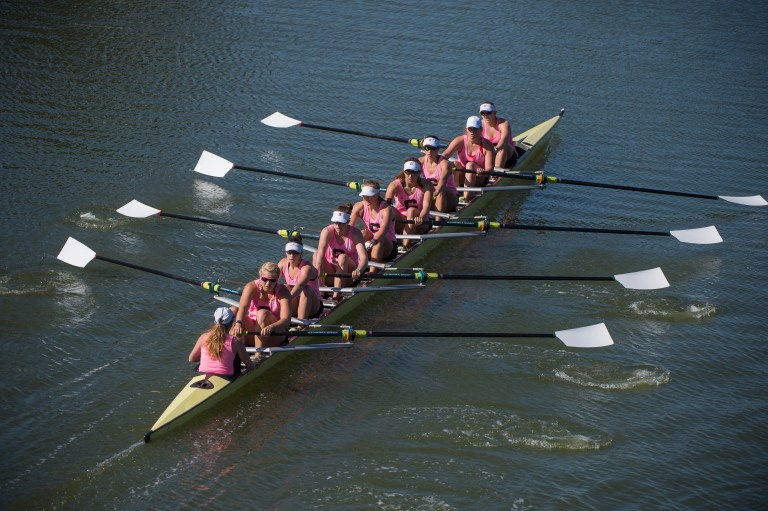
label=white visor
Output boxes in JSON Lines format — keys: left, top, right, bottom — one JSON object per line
{"left": 466, "top": 116, "right": 482, "bottom": 129}
{"left": 479, "top": 103, "right": 495, "bottom": 113}
{"left": 403, "top": 160, "right": 421, "bottom": 172}
{"left": 331, "top": 211, "right": 350, "bottom": 223}
{"left": 285, "top": 242, "right": 303, "bottom": 253}
{"left": 359, "top": 185, "right": 380, "bottom": 197}
{"left": 422, "top": 136, "right": 439, "bottom": 148}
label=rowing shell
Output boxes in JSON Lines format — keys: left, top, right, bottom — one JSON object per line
{"left": 143, "top": 109, "right": 566, "bottom": 442}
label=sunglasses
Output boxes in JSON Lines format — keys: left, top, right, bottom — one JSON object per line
{"left": 404, "top": 169, "right": 420, "bottom": 174}
{"left": 286, "top": 250, "right": 300, "bottom": 255}
{"left": 423, "top": 145, "right": 437, "bottom": 151}
{"left": 480, "top": 111, "right": 493, "bottom": 116}
{"left": 260, "top": 276, "right": 278, "bottom": 283}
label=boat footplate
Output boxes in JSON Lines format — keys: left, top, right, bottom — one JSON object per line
{"left": 190, "top": 380, "right": 215, "bottom": 390}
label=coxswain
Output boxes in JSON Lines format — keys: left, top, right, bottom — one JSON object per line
{"left": 189, "top": 307, "right": 254, "bottom": 378}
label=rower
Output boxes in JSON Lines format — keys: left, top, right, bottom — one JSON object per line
{"left": 385, "top": 158, "right": 433, "bottom": 248}
{"left": 479, "top": 101, "right": 517, "bottom": 168}
{"left": 349, "top": 180, "right": 398, "bottom": 265}
{"left": 441, "top": 116, "right": 495, "bottom": 202}
{"left": 313, "top": 204, "right": 369, "bottom": 299}
{"left": 189, "top": 307, "right": 254, "bottom": 378}
{"left": 418, "top": 135, "right": 458, "bottom": 213}
{"left": 277, "top": 236, "right": 324, "bottom": 320}
{"left": 231, "top": 262, "right": 292, "bottom": 350}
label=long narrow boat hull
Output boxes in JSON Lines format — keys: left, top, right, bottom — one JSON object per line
{"left": 143, "top": 109, "right": 565, "bottom": 442}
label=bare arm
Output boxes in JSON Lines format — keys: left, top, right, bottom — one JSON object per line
{"left": 188, "top": 334, "right": 205, "bottom": 362}
{"left": 232, "top": 337, "right": 255, "bottom": 371}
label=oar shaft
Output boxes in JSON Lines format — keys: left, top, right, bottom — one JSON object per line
{"left": 95, "top": 255, "right": 203, "bottom": 287}
{"left": 94, "top": 255, "right": 242, "bottom": 295}
{"left": 234, "top": 164, "right": 357, "bottom": 189}
{"left": 159, "top": 211, "right": 280, "bottom": 235}
{"left": 326, "top": 272, "right": 613, "bottom": 282}
{"left": 275, "top": 329, "right": 554, "bottom": 338}
{"left": 300, "top": 122, "right": 415, "bottom": 146}
{"left": 494, "top": 223, "right": 670, "bottom": 236}
{"left": 545, "top": 176, "right": 719, "bottom": 200}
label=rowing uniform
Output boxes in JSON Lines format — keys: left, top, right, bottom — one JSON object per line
{"left": 361, "top": 201, "right": 397, "bottom": 243}
{"left": 457, "top": 134, "right": 488, "bottom": 169}
{"left": 199, "top": 334, "right": 236, "bottom": 376}
{"left": 391, "top": 179, "right": 428, "bottom": 216}
{"left": 281, "top": 259, "right": 321, "bottom": 302}
{"left": 482, "top": 120, "right": 513, "bottom": 146}
{"left": 323, "top": 226, "right": 359, "bottom": 268}
{"left": 421, "top": 155, "right": 457, "bottom": 195}
{"left": 248, "top": 284, "right": 282, "bottom": 320}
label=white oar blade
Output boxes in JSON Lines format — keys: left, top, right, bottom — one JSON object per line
{"left": 116, "top": 200, "right": 161, "bottom": 218}
{"left": 719, "top": 195, "right": 767, "bottom": 206}
{"left": 555, "top": 323, "right": 614, "bottom": 348}
{"left": 669, "top": 225, "right": 723, "bottom": 244}
{"left": 57, "top": 237, "right": 96, "bottom": 268}
{"left": 193, "top": 150, "right": 234, "bottom": 177}
{"left": 260, "top": 112, "right": 302, "bottom": 128}
{"left": 614, "top": 267, "right": 670, "bottom": 290}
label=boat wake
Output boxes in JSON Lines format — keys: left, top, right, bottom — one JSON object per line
{"left": 628, "top": 298, "right": 716, "bottom": 320}
{"left": 543, "top": 362, "right": 671, "bottom": 390}
{"left": 393, "top": 405, "right": 612, "bottom": 451}
{"left": 65, "top": 206, "right": 136, "bottom": 231}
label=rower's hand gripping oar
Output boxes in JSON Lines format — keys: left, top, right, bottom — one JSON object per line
{"left": 261, "top": 112, "right": 431, "bottom": 148}
{"left": 264, "top": 322, "right": 615, "bottom": 349}
{"left": 326, "top": 266, "right": 670, "bottom": 290}
{"left": 472, "top": 167, "right": 767, "bottom": 207}
{"left": 193, "top": 150, "right": 363, "bottom": 192}
{"left": 399, "top": 218, "right": 723, "bottom": 244}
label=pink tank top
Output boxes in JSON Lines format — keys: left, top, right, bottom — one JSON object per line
{"left": 362, "top": 201, "right": 396, "bottom": 242}
{"left": 282, "top": 259, "right": 321, "bottom": 300}
{"left": 323, "top": 225, "right": 360, "bottom": 267}
{"left": 392, "top": 179, "right": 426, "bottom": 215}
{"left": 458, "top": 134, "right": 487, "bottom": 168}
{"left": 421, "top": 155, "right": 457, "bottom": 193}
{"left": 199, "top": 334, "right": 236, "bottom": 376}
{"left": 482, "top": 119, "right": 513, "bottom": 145}
{"left": 248, "top": 283, "right": 282, "bottom": 319}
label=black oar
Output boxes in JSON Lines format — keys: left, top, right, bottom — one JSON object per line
{"left": 398, "top": 218, "right": 723, "bottom": 244}
{"left": 56, "top": 237, "right": 240, "bottom": 295}
{"left": 261, "top": 111, "right": 427, "bottom": 147}
{"left": 261, "top": 323, "right": 614, "bottom": 348}
{"left": 325, "top": 267, "right": 670, "bottom": 290}
{"left": 192, "top": 150, "right": 363, "bottom": 190}
{"left": 460, "top": 168, "right": 766, "bottom": 207}
{"left": 116, "top": 199, "right": 302, "bottom": 239}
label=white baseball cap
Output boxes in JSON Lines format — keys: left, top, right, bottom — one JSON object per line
{"left": 331, "top": 211, "right": 351, "bottom": 223}
{"left": 213, "top": 307, "right": 234, "bottom": 326}
{"left": 466, "top": 116, "right": 482, "bottom": 129}
{"left": 422, "top": 136, "right": 439, "bottom": 149}
{"left": 479, "top": 103, "right": 496, "bottom": 113}
{"left": 359, "top": 185, "right": 380, "bottom": 197}
{"left": 285, "top": 241, "right": 303, "bottom": 253}
{"left": 403, "top": 160, "right": 421, "bottom": 173}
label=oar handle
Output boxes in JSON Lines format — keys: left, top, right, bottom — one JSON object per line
{"left": 234, "top": 164, "right": 361, "bottom": 191}
{"left": 300, "top": 122, "right": 420, "bottom": 147}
